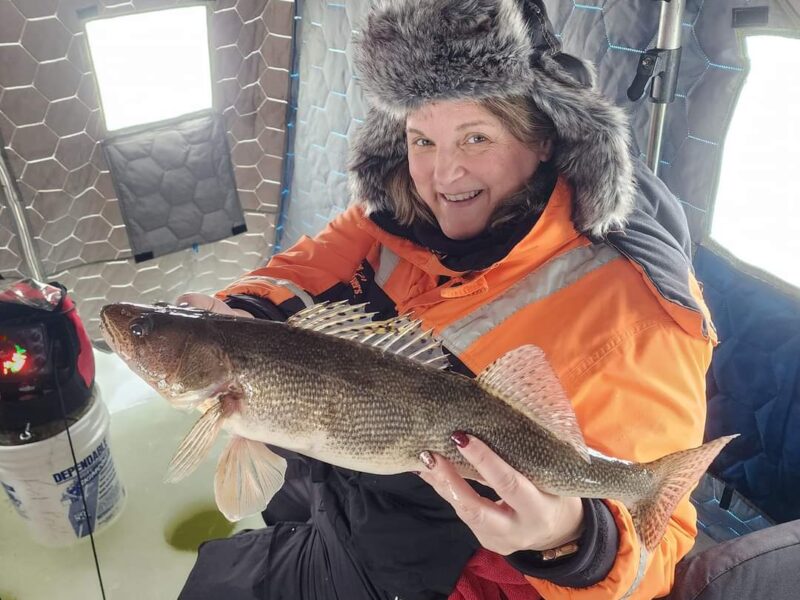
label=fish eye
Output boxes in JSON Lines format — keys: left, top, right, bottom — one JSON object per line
{"left": 130, "top": 316, "right": 153, "bottom": 338}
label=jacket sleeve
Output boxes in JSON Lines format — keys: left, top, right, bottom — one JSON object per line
{"left": 214, "top": 205, "right": 376, "bottom": 309}
{"left": 506, "top": 498, "right": 619, "bottom": 585}
{"left": 527, "top": 316, "right": 714, "bottom": 600}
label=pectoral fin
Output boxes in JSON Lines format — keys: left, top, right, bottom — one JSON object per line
{"left": 165, "top": 399, "right": 224, "bottom": 483}
{"left": 477, "top": 345, "right": 591, "bottom": 463}
{"left": 214, "top": 437, "right": 287, "bottom": 521}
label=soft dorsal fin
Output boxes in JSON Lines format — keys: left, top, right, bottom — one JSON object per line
{"left": 477, "top": 345, "right": 591, "bottom": 463}
{"left": 287, "top": 301, "right": 449, "bottom": 369}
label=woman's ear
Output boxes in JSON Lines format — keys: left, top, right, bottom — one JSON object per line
{"left": 539, "top": 139, "right": 554, "bottom": 162}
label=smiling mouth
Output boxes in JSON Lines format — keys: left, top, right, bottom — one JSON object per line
{"left": 440, "top": 189, "right": 483, "bottom": 203}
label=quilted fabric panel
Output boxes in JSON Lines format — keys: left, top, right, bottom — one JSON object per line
{"left": 0, "top": 191, "right": 28, "bottom": 279}
{"left": 277, "top": 0, "right": 366, "bottom": 251}
{"left": 695, "top": 245, "right": 800, "bottom": 524}
{"left": 690, "top": 472, "right": 774, "bottom": 543}
{"left": 544, "top": 0, "right": 747, "bottom": 244}
{"left": 103, "top": 111, "right": 246, "bottom": 261}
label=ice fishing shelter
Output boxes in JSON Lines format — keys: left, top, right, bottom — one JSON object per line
{"left": 1, "top": 0, "right": 799, "bottom": 597}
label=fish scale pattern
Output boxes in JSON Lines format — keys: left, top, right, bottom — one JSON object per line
{"left": 279, "top": 0, "right": 747, "bottom": 249}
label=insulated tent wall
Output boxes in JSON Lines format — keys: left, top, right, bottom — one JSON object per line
{"left": 0, "top": 0, "right": 295, "bottom": 341}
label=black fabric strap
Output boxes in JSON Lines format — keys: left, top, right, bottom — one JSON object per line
{"left": 517, "top": 0, "right": 561, "bottom": 55}
{"left": 224, "top": 294, "right": 290, "bottom": 322}
{"left": 504, "top": 499, "right": 619, "bottom": 588}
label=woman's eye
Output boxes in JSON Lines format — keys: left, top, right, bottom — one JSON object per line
{"left": 466, "top": 134, "right": 487, "bottom": 144}
{"left": 413, "top": 138, "right": 431, "bottom": 147}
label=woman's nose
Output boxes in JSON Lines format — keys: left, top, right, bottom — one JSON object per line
{"left": 434, "top": 148, "right": 467, "bottom": 186}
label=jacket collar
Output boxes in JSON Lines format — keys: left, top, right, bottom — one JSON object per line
{"left": 357, "top": 176, "right": 584, "bottom": 277}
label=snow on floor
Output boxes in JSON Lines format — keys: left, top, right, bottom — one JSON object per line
{"left": 94, "top": 347, "right": 159, "bottom": 414}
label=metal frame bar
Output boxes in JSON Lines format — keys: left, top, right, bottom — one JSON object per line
{"left": 646, "top": 0, "right": 687, "bottom": 174}
{"left": 0, "top": 150, "right": 44, "bottom": 282}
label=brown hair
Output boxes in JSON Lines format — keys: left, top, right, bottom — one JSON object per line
{"left": 385, "top": 96, "right": 557, "bottom": 230}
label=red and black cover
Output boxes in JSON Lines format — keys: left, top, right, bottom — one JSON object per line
{"left": 0, "top": 281, "right": 94, "bottom": 438}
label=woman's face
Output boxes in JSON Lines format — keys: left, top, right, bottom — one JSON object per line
{"left": 406, "top": 100, "right": 552, "bottom": 240}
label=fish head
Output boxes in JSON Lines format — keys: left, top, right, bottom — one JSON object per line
{"left": 100, "top": 302, "right": 232, "bottom": 408}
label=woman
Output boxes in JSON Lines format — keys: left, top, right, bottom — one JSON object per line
{"left": 177, "top": 1, "right": 716, "bottom": 599}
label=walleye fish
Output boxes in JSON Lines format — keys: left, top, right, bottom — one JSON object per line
{"left": 99, "top": 301, "right": 735, "bottom": 552}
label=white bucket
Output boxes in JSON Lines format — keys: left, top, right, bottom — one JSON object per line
{"left": 0, "top": 388, "right": 126, "bottom": 547}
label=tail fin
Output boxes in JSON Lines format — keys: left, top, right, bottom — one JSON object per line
{"left": 629, "top": 434, "right": 738, "bottom": 552}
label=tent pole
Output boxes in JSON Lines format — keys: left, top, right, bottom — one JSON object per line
{"left": 645, "top": 0, "right": 686, "bottom": 175}
{"left": 629, "top": 0, "right": 687, "bottom": 175}
{"left": 0, "top": 149, "right": 45, "bottom": 282}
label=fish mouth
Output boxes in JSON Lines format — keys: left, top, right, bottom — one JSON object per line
{"left": 99, "top": 304, "right": 131, "bottom": 360}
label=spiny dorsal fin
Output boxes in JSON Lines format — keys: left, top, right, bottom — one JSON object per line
{"left": 477, "top": 345, "right": 591, "bottom": 463}
{"left": 287, "top": 301, "right": 449, "bottom": 369}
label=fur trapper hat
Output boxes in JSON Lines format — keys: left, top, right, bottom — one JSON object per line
{"left": 349, "top": 0, "right": 635, "bottom": 237}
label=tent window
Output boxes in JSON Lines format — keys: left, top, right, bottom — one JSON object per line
{"left": 710, "top": 35, "right": 800, "bottom": 288}
{"left": 85, "top": 6, "right": 213, "bottom": 132}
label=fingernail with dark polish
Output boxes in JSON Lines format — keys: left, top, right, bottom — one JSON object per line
{"left": 419, "top": 451, "right": 436, "bottom": 470}
{"left": 451, "top": 431, "right": 469, "bottom": 448}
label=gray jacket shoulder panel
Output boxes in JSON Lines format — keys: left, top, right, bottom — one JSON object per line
{"left": 602, "top": 159, "right": 703, "bottom": 318}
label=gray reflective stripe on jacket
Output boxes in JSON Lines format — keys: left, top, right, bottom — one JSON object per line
{"left": 440, "top": 244, "right": 620, "bottom": 355}
{"left": 376, "top": 243, "right": 620, "bottom": 356}
{"left": 376, "top": 244, "right": 401, "bottom": 287}
{"left": 621, "top": 546, "right": 649, "bottom": 599}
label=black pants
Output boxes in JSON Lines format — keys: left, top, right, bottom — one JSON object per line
{"left": 178, "top": 455, "right": 393, "bottom": 600}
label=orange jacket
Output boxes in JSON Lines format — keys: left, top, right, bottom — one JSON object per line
{"left": 218, "top": 178, "right": 716, "bottom": 599}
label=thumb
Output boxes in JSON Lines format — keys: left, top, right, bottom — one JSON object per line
{"left": 175, "top": 292, "right": 220, "bottom": 311}
{"left": 174, "top": 293, "right": 252, "bottom": 318}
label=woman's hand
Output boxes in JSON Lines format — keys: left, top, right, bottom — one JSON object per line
{"left": 174, "top": 292, "right": 253, "bottom": 319}
{"left": 417, "top": 432, "right": 584, "bottom": 555}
